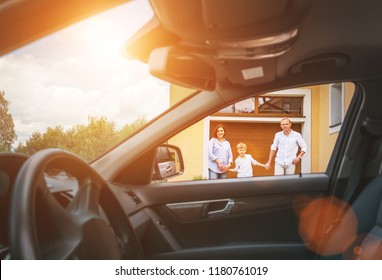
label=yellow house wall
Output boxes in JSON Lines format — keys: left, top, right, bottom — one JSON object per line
{"left": 169, "top": 84, "right": 195, "bottom": 105}
{"left": 310, "top": 85, "right": 337, "bottom": 172}
{"left": 344, "top": 82, "right": 355, "bottom": 110}
{"left": 310, "top": 85, "right": 320, "bottom": 172}
{"left": 168, "top": 85, "right": 205, "bottom": 181}
{"left": 310, "top": 82, "right": 355, "bottom": 172}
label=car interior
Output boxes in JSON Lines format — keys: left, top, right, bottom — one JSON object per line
{"left": 1, "top": 0, "right": 382, "bottom": 260}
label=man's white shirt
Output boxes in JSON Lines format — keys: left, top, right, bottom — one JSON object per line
{"left": 271, "top": 130, "right": 307, "bottom": 165}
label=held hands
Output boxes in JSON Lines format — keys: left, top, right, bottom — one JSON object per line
{"left": 264, "top": 161, "right": 271, "bottom": 170}
{"left": 217, "top": 162, "right": 229, "bottom": 173}
{"left": 221, "top": 163, "right": 231, "bottom": 173}
{"left": 258, "top": 162, "right": 270, "bottom": 170}
{"left": 216, "top": 160, "right": 231, "bottom": 173}
{"left": 217, "top": 162, "right": 225, "bottom": 172}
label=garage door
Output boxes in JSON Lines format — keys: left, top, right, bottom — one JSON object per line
{"left": 210, "top": 121, "right": 302, "bottom": 177}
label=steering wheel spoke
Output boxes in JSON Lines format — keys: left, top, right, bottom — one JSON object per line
{"left": 67, "top": 182, "right": 101, "bottom": 216}
{"left": 37, "top": 186, "right": 82, "bottom": 259}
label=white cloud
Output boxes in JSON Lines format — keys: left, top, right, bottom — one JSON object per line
{"left": 0, "top": 1, "right": 170, "bottom": 146}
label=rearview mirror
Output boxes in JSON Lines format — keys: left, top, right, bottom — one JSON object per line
{"left": 148, "top": 47, "right": 216, "bottom": 91}
{"left": 153, "top": 144, "right": 184, "bottom": 180}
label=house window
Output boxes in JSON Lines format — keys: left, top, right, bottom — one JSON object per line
{"left": 217, "top": 96, "right": 303, "bottom": 116}
{"left": 258, "top": 97, "right": 302, "bottom": 115}
{"left": 234, "top": 98, "right": 255, "bottom": 113}
{"left": 329, "top": 83, "right": 344, "bottom": 134}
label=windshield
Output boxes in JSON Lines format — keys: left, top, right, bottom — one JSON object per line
{"left": 0, "top": 0, "right": 170, "bottom": 162}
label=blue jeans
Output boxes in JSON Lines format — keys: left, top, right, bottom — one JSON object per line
{"left": 209, "top": 169, "right": 228, "bottom": 179}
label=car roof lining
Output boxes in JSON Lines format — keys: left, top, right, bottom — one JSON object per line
{"left": 122, "top": 0, "right": 382, "bottom": 92}
{"left": 0, "top": 0, "right": 129, "bottom": 56}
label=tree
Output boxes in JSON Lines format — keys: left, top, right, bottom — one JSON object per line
{"left": 15, "top": 127, "right": 66, "bottom": 155}
{"left": 15, "top": 116, "right": 147, "bottom": 162}
{"left": 0, "top": 91, "right": 17, "bottom": 151}
{"left": 66, "top": 116, "right": 119, "bottom": 161}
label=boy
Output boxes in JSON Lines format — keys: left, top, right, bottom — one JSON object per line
{"left": 229, "top": 143, "right": 267, "bottom": 177}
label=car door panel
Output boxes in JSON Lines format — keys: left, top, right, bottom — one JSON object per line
{"left": 131, "top": 173, "right": 329, "bottom": 259}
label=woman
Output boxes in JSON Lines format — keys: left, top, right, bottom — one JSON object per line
{"left": 208, "top": 124, "right": 233, "bottom": 179}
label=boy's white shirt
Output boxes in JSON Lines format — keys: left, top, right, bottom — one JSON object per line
{"left": 234, "top": 154, "right": 258, "bottom": 177}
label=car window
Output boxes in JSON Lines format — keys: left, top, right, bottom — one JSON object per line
{"left": 159, "top": 82, "right": 356, "bottom": 182}
{"left": 0, "top": 0, "right": 170, "bottom": 161}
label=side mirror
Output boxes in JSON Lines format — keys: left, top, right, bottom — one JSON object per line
{"left": 153, "top": 144, "right": 184, "bottom": 180}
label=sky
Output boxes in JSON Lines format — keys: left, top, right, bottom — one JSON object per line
{"left": 0, "top": 0, "right": 170, "bottom": 146}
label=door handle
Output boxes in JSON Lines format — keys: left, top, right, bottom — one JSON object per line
{"left": 207, "top": 199, "right": 235, "bottom": 217}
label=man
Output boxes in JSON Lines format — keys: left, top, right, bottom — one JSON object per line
{"left": 265, "top": 117, "right": 307, "bottom": 175}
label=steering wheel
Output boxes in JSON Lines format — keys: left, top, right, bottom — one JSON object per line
{"left": 0, "top": 153, "right": 28, "bottom": 258}
{"left": 9, "top": 148, "right": 144, "bottom": 259}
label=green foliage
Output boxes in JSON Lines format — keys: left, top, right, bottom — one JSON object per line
{"left": 0, "top": 91, "right": 17, "bottom": 151}
{"left": 65, "top": 116, "right": 119, "bottom": 162}
{"left": 192, "top": 175, "right": 206, "bottom": 180}
{"left": 15, "top": 116, "right": 147, "bottom": 162}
